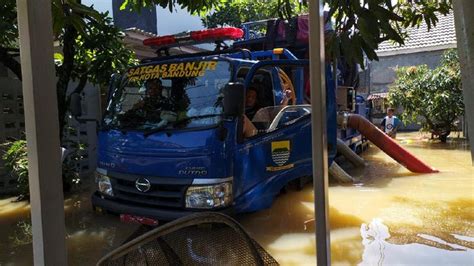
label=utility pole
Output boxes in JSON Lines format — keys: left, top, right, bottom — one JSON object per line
{"left": 309, "top": 0, "right": 331, "bottom": 265}
{"left": 16, "top": 0, "right": 68, "bottom": 264}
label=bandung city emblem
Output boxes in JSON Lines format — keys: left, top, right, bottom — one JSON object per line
{"left": 271, "top": 140, "right": 291, "bottom": 166}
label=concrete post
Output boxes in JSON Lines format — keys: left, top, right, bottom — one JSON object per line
{"left": 453, "top": 0, "right": 474, "bottom": 163}
{"left": 16, "top": 0, "right": 68, "bottom": 264}
{"left": 309, "top": 0, "right": 331, "bottom": 265}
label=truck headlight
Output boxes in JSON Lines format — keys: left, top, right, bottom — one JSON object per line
{"left": 95, "top": 171, "right": 114, "bottom": 197}
{"left": 185, "top": 182, "right": 232, "bottom": 209}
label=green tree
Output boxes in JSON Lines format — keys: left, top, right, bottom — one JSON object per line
{"left": 119, "top": 0, "right": 224, "bottom": 13}
{"left": 197, "top": 0, "right": 452, "bottom": 68}
{"left": 0, "top": 0, "right": 220, "bottom": 199}
{"left": 0, "top": 0, "right": 21, "bottom": 79}
{"left": 58, "top": 12, "right": 138, "bottom": 95}
{"left": 389, "top": 49, "right": 464, "bottom": 142}
{"left": 0, "top": 0, "right": 126, "bottom": 137}
{"left": 1, "top": 0, "right": 220, "bottom": 137}
{"left": 201, "top": 0, "right": 306, "bottom": 28}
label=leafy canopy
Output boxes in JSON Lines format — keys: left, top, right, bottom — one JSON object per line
{"left": 119, "top": 0, "right": 224, "bottom": 13}
{"left": 196, "top": 0, "right": 453, "bottom": 68}
{"left": 201, "top": 0, "right": 306, "bottom": 28}
{"left": 0, "top": 0, "right": 17, "bottom": 48}
{"left": 55, "top": 12, "right": 138, "bottom": 89}
{"left": 389, "top": 49, "right": 464, "bottom": 141}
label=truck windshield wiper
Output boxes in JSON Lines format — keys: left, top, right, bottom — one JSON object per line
{"left": 142, "top": 114, "right": 221, "bottom": 138}
{"left": 173, "top": 114, "right": 221, "bottom": 126}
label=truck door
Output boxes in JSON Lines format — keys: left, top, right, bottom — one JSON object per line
{"left": 234, "top": 60, "right": 312, "bottom": 212}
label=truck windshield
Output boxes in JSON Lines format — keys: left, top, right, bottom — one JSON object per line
{"left": 103, "top": 60, "right": 231, "bottom": 133}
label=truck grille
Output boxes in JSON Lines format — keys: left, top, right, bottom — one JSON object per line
{"left": 110, "top": 175, "right": 191, "bottom": 209}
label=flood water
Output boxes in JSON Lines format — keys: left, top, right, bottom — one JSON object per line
{"left": 0, "top": 132, "right": 472, "bottom": 265}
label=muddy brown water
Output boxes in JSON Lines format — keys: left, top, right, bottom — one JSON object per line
{"left": 0, "top": 132, "right": 472, "bottom": 265}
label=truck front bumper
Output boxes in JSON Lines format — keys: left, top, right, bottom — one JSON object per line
{"left": 91, "top": 192, "right": 235, "bottom": 221}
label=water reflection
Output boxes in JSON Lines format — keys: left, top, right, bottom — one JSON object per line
{"left": 0, "top": 188, "right": 139, "bottom": 265}
{"left": 240, "top": 132, "right": 474, "bottom": 265}
{"left": 360, "top": 219, "right": 473, "bottom": 265}
{"left": 0, "top": 132, "right": 472, "bottom": 265}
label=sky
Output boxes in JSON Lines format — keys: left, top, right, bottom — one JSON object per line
{"left": 81, "top": 0, "right": 205, "bottom": 35}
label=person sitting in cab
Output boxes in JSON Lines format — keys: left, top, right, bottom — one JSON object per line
{"left": 243, "top": 86, "right": 260, "bottom": 138}
{"left": 134, "top": 79, "right": 164, "bottom": 110}
{"left": 242, "top": 85, "right": 294, "bottom": 139}
{"left": 245, "top": 86, "right": 260, "bottom": 120}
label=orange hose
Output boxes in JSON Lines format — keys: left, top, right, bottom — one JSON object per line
{"left": 347, "top": 114, "right": 439, "bottom": 173}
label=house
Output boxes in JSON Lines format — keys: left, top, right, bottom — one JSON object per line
{"left": 370, "top": 12, "right": 457, "bottom": 93}
{"left": 365, "top": 12, "right": 457, "bottom": 128}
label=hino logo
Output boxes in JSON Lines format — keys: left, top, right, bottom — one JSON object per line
{"left": 135, "top": 177, "right": 151, "bottom": 192}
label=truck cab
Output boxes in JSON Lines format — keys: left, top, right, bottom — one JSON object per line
{"left": 92, "top": 28, "right": 337, "bottom": 221}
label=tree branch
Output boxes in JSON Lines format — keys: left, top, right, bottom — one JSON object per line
{"left": 56, "top": 23, "right": 77, "bottom": 140}
{"left": 0, "top": 46, "right": 22, "bottom": 80}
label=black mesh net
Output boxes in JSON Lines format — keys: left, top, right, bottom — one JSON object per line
{"left": 98, "top": 212, "right": 279, "bottom": 266}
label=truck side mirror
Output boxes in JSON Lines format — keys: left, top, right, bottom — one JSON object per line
{"left": 70, "top": 93, "right": 82, "bottom": 117}
{"left": 223, "top": 82, "right": 245, "bottom": 117}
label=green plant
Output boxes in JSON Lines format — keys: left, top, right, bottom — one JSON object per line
{"left": 389, "top": 49, "right": 464, "bottom": 142}
{"left": 2, "top": 140, "right": 29, "bottom": 199}
{"left": 2, "top": 139, "right": 88, "bottom": 200}
{"left": 201, "top": 0, "right": 306, "bottom": 28}
{"left": 1, "top": 1, "right": 137, "bottom": 139}
{"left": 197, "top": 0, "right": 453, "bottom": 68}
{"left": 61, "top": 141, "right": 87, "bottom": 190}
{"left": 9, "top": 220, "right": 33, "bottom": 247}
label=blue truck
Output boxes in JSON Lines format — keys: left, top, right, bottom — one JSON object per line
{"left": 90, "top": 26, "right": 363, "bottom": 222}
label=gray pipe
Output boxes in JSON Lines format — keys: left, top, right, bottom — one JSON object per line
{"left": 337, "top": 138, "right": 366, "bottom": 167}
{"left": 329, "top": 161, "right": 354, "bottom": 183}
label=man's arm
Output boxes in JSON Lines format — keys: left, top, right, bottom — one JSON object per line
{"left": 243, "top": 115, "right": 257, "bottom": 138}
{"left": 280, "top": 89, "right": 294, "bottom": 106}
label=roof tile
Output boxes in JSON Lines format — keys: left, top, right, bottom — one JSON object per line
{"left": 377, "top": 12, "right": 457, "bottom": 55}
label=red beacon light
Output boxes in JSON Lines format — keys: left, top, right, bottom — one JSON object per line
{"left": 143, "top": 27, "right": 244, "bottom": 48}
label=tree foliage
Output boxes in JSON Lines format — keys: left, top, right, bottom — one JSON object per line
{"left": 326, "top": 0, "right": 452, "bottom": 67}
{"left": 57, "top": 12, "right": 138, "bottom": 94}
{"left": 389, "top": 49, "right": 464, "bottom": 142}
{"left": 0, "top": 0, "right": 17, "bottom": 48}
{"left": 198, "top": 0, "right": 452, "bottom": 68}
{"left": 119, "top": 0, "right": 224, "bottom": 14}
{"left": 0, "top": 0, "right": 21, "bottom": 79}
{"left": 201, "top": 0, "right": 306, "bottom": 28}
{"left": 2, "top": 138, "right": 87, "bottom": 200}
{"left": 1, "top": 140, "right": 28, "bottom": 199}
{"left": 0, "top": 0, "right": 137, "bottom": 138}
